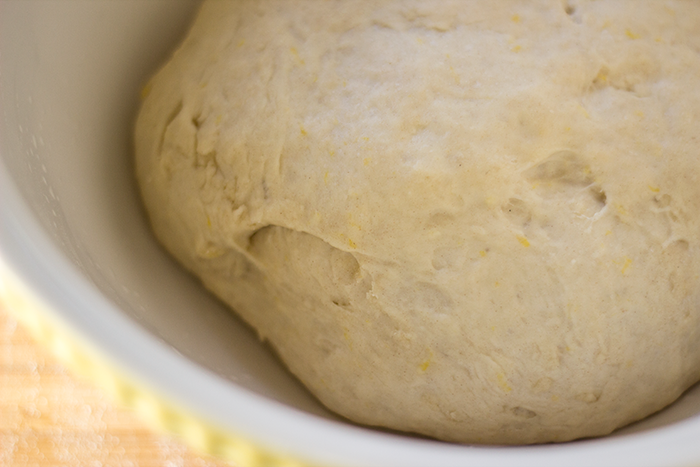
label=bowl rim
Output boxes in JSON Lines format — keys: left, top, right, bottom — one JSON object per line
{"left": 2, "top": 158, "right": 700, "bottom": 467}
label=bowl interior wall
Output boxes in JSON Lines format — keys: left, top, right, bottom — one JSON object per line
{"left": 0, "top": 0, "right": 338, "bottom": 420}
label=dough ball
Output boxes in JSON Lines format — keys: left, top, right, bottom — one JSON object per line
{"left": 135, "top": 0, "right": 700, "bottom": 444}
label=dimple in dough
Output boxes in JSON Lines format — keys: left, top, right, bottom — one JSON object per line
{"left": 135, "top": 0, "right": 700, "bottom": 444}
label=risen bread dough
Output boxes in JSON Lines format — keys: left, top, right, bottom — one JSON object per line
{"left": 135, "top": 0, "right": 700, "bottom": 444}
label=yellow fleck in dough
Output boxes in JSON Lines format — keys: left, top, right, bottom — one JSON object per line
{"left": 135, "top": 0, "right": 700, "bottom": 445}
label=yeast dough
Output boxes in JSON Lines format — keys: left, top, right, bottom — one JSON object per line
{"left": 135, "top": 0, "right": 700, "bottom": 444}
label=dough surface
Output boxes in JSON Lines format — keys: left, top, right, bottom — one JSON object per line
{"left": 135, "top": 0, "right": 700, "bottom": 444}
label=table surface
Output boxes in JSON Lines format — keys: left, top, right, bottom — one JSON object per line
{"left": 0, "top": 302, "right": 233, "bottom": 467}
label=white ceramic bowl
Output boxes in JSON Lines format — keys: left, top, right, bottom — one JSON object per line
{"left": 1, "top": 2, "right": 700, "bottom": 466}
